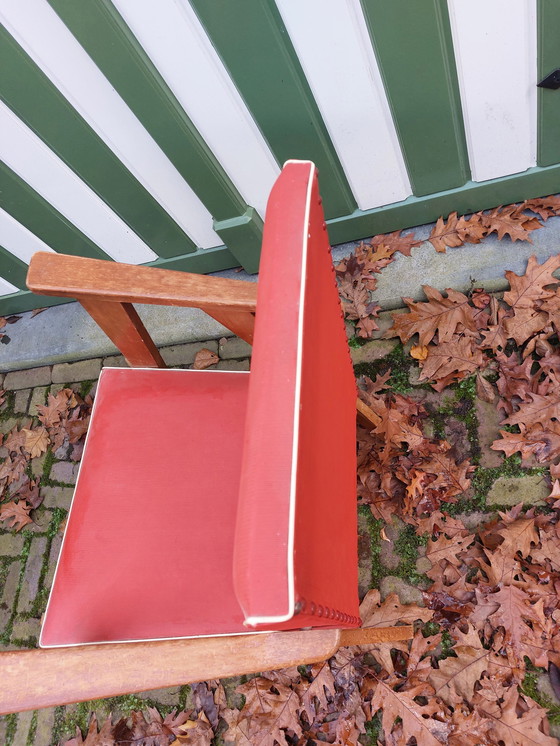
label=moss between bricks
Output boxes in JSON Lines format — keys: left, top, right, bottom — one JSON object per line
{"left": 353, "top": 343, "right": 423, "bottom": 394}
{"left": 522, "top": 666, "right": 560, "bottom": 725}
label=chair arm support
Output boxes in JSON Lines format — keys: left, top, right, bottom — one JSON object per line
{"left": 0, "top": 626, "right": 413, "bottom": 714}
{"left": 27, "top": 252, "right": 258, "bottom": 312}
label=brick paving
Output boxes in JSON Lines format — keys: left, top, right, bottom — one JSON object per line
{"left": 0, "top": 335, "right": 552, "bottom": 744}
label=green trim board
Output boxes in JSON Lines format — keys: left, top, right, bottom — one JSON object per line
{"left": 360, "top": 0, "right": 470, "bottom": 197}
{"left": 188, "top": 0, "right": 356, "bottom": 220}
{"left": 0, "top": 25, "right": 195, "bottom": 259}
{"left": 537, "top": 0, "right": 560, "bottom": 167}
{"left": 0, "top": 247, "right": 29, "bottom": 290}
{"left": 326, "top": 163, "right": 560, "bottom": 246}
{"left": 0, "top": 245, "right": 241, "bottom": 315}
{"left": 47, "top": 0, "right": 263, "bottom": 272}
{"left": 0, "top": 162, "right": 111, "bottom": 261}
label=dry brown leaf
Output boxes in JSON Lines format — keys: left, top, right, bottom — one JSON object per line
{"left": 193, "top": 348, "right": 219, "bottom": 370}
{"left": 0, "top": 500, "right": 33, "bottom": 531}
{"left": 387, "top": 286, "right": 477, "bottom": 346}
{"left": 410, "top": 344, "right": 429, "bottom": 361}
{"left": 21, "top": 426, "right": 49, "bottom": 458}
{"left": 482, "top": 205, "right": 542, "bottom": 242}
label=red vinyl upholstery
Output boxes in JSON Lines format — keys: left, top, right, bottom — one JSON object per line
{"left": 40, "top": 161, "right": 360, "bottom": 647}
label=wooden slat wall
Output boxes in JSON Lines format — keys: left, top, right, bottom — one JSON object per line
{"left": 0, "top": 0, "right": 557, "bottom": 314}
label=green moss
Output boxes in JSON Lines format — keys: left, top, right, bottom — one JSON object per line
{"left": 360, "top": 506, "right": 384, "bottom": 589}
{"left": 0, "top": 391, "right": 16, "bottom": 421}
{"left": 394, "top": 524, "right": 429, "bottom": 586}
{"left": 4, "top": 712, "right": 17, "bottom": 746}
{"left": 25, "top": 711, "right": 38, "bottom": 746}
{"left": 361, "top": 714, "right": 381, "bottom": 745}
{"left": 42, "top": 448, "right": 55, "bottom": 481}
{"left": 79, "top": 380, "right": 95, "bottom": 398}
{"left": 354, "top": 343, "right": 418, "bottom": 394}
{"left": 521, "top": 668, "right": 560, "bottom": 724}
{"left": 348, "top": 336, "right": 367, "bottom": 349}
{"left": 0, "top": 533, "right": 32, "bottom": 645}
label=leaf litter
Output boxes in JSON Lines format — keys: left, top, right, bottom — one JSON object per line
{"left": 4, "top": 197, "right": 560, "bottom": 743}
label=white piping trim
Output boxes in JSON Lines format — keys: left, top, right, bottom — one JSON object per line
{"left": 40, "top": 366, "right": 250, "bottom": 647}
{"left": 243, "top": 160, "right": 314, "bottom": 626}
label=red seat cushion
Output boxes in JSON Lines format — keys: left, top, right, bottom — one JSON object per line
{"left": 40, "top": 368, "right": 251, "bottom": 646}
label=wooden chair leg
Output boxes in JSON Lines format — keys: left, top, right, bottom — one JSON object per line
{"left": 356, "top": 398, "right": 381, "bottom": 428}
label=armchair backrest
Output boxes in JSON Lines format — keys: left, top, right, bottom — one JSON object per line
{"left": 233, "top": 161, "right": 360, "bottom": 628}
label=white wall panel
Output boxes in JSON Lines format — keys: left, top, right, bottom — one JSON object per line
{"left": 448, "top": 0, "right": 537, "bottom": 182}
{"left": 275, "top": 0, "right": 411, "bottom": 210}
{"left": 0, "top": 277, "right": 19, "bottom": 296}
{"left": 0, "top": 0, "right": 221, "bottom": 248}
{"left": 0, "top": 102, "right": 159, "bottom": 264}
{"left": 0, "top": 207, "right": 55, "bottom": 264}
{"left": 112, "top": 0, "right": 280, "bottom": 217}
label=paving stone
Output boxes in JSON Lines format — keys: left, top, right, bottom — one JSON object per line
{"left": 28, "top": 385, "right": 48, "bottom": 415}
{"left": 0, "top": 445, "right": 7, "bottom": 458}
{"left": 11, "top": 615, "right": 41, "bottom": 641}
{"left": 443, "top": 419, "right": 471, "bottom": 464}
{"left": 350, "top": 339, "right": 397, "bottom": 364}
{"left": 18, "top": 536, "right": 48, "bottom": 613}
{"left": 137, "top": 687, "right": 181, "bottom": 706}
{"left": 12, "top": 709, "right": 35, "bottom": 746}
{"left": 35, "top": 708, "right": 56, "bottom": 745}
{"left": 345, "top": 322, "right": 354, "bottom": 340}
{"left": 13, "top": 388, "right": 31, "bottom": 413}
{"left": 216, "top": 358, "right": 250, "bottom": 371}
{"left": 43, "top": 531, "right": 63, "bottom": 592}
{"left": 0, "top": 417, "right": 18, "bottom": 435}
{"left": 218, "top": 337, "right": 252, "bottom": 360}
{"left": 476, "top": 398, "right": 503, "bottom": 468}
{"left": 4, "top": 366, "right": 52, "bottom": 390}
{"left": 379, "top": 517, "right": 404, "bottom": 572}
{"left": 0, "top": 716, "right": 7, "bottom": 745}
{"left": 103, "top": 354, "right": 128, "bottom": 368}
{"left": 161, "top": 340, "right": 218, "bottom": 367}
{"left": 52, "top": 358, "right": 102, "bottom": 384}
{"left": 454, "top": 512, "right": 493, "bottom": 531}
{"left": 30, "top": 452, "right": 48, "bottom": 479}
{"left": 41, "top": 486, "right": 74, "bottom": 510}
{"left": 50, "top": 461, "right": 79, "bottom": 485}
{"left": 380, "top": 576, "right": 424, "bottom": 605}
{"left": 2, "top": 560, "right": 21, "bottom": 609}
{"left": 0, "top": 532, "right": 24, "bottom": 557}
{"left": 416, "top": 557, "right": 432, "bottom": 574}
{"left": 487, "top": 474, "right": 549, "bottom": 507}
{"left": 357, "top": 512, "right": 371, "bottom": 600}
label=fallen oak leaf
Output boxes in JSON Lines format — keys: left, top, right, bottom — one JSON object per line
{"left": 0, "top": 500, "right": 33, "bottom": 531}
{"left": 522, "top": 195, "right": 560, "bottom": 220}
{"left": 386, "top": 286, "right": 477, "bottom": 346}
{"left": 193, "top": 348, "right": 220, "bottom": 370}
{"left": 428, "top": 212, "right": 469, "bottom": 253}
{"left": 410, "top": 344, "right": 429, "bottom": 361}
{"left": 482, "top": 205, "right": 542, "bottom": 242}
{"left": 21, "top": 427, "right": 49, "bottom": 458}
{"left": 503, "top": 253, "right": 560, "bottom": 309}
{"left": 428, "top": 625, "right": 489, "bottom": 705}
{"left": 370, "top": 229, "right": 421, "bottom": 257}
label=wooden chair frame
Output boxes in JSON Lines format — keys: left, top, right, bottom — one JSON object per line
{"left": 0, "top": 251, "right": 396, "bottom": 715}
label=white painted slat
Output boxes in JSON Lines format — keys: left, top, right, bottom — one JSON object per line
{"left": 112, "top": 0, "right": 280, "bottom": 217}
{"left": 0, "top": 0, "right": 221, "bottom": 248}
{"left": 0, "top": 207, "right": 55, "bottom": 264}
{"left": 0, "top": 277, "right": 19, "bottom": 296}
{"left": 275, "top": 0, "right": 411, "bottom": 211}
{"left": 0, "top": 102, "right": 158, "bottom": 264}
{"left": 448, "top": 0, "right": 537, "bottom": 182}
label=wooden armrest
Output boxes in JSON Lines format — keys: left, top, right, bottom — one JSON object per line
{"left": 0, "top": 626, "right": 412, "bottom": 714}
{"left": 27, "top": 252, "right": 257, "bottom": 312}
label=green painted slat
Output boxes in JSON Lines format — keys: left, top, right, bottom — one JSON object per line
{"left": 0, "top": 162, "right": 111, "bottom": 261}
{"left": 0, "top": 246, "right": 240, "bottom": 315}
{"left": 327, "top": 163, "right": 560, "bottom": 246}
{"left": 0, "top": 247, "right": 29, "bottom": 289}
{"left": 360, "top": 0, "right": 470, "bottom": 197}
{"left": 0, "top": 26, "right": 195, "bottom": 259}
{"left": 47, "top": 0, "right": 263, "bottom": 272}
{"left": 537, "top": 1, "right": 560, "bottom": 167}
{"left": 188, "top": 0, "right": 356, "bottom": 220}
